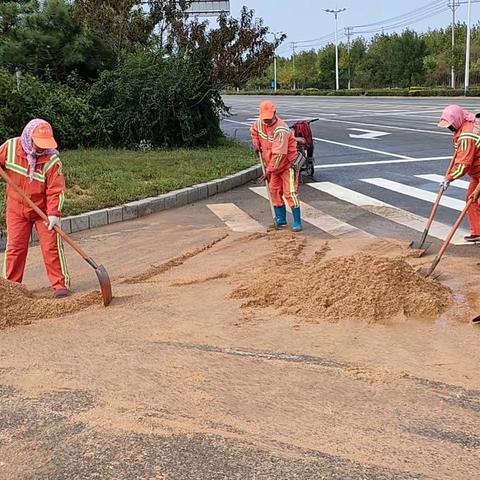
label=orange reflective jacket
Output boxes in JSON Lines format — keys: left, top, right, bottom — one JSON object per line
{"left": 447, "top": 122, "right": 480, "bottom": 181}
{"left": 250, "top": 117, "right": 298, "bottom": 173}
{"left": 0, "top": 137, "right": 65, "bottom": 218}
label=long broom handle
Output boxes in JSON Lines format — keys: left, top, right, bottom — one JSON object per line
{"left": 427, "top": 198, "right": 473, "bottom": 276}
{"left": 0, "top": 165, "right": 93, "bottom": 263}
{"left": 419, "top": 156, "right": 457, "bottom": 244}
{"left": 258, "top": 153, "right": 276, "bottom": 220}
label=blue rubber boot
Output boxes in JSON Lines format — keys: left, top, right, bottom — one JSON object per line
{"left": 274, "top": 205, "right": 287, "bottom": 227}
{"left": 291, "top": 207, "right": 303, "bottom": 232}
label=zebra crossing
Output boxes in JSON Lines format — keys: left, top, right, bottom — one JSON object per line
{"left": 207, "top": 173, "right": 474, "bottom": 245}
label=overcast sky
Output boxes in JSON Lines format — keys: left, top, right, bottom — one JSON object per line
{"left": 227, "top": 0, "right": 475, "bottom": 56}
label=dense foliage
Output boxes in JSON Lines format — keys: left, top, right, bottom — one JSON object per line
{"left": 248, "top": 25, "right": 480, "bottom": 90}
{"left": 0, "top": 0, "right": 281, "bottom": 147}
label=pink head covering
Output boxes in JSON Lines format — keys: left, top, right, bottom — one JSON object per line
{"left": 438, "top": 105, "right": 475, "bottom": 130}
{"left": 20, "top": 119, "right": 58, "bottom": 181}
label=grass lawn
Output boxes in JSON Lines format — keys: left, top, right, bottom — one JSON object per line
{"left": 0, "top": 139, "right": 257, "bottom": 229}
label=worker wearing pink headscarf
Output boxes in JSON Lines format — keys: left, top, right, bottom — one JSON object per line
{"left": 438, "top": 105, "right": 480, "bottom": 242}
{"left": 0, "top": 119, "right": 70, "bottom": 297}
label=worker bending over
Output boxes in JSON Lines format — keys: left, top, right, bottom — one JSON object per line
{"left": 0, "top": 119, "right": 70, "bottom": 297}
{"left": 438, "top": 105, "right": 480, "bottom": 242}
{"left": 250, "top": 100, "right": 302, "bottom": 232}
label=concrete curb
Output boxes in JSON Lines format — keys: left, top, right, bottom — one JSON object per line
{"left": 0, "top": 165, "right": 262, "bottom": 251}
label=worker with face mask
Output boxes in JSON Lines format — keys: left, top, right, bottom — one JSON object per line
{"left": 438, "top": 105, "right": 480, "bottom": 242}
{"left": 0, "top": 119, "right": 70, "bottom": 297}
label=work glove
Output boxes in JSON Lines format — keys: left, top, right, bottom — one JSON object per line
{"left": 469, "top": 188, "right": 480, "bottom": 204}
{"left": 254, "top": 145, "right": 262, "bottom": 156}
{"left": 264, "top": 168, "right": 274, "bottom": 184}
{"left": 46, "top": 215, "right": 60, "bottom": 231}
{"left": 440, "top": 180, "right": 450, "bottom": 191}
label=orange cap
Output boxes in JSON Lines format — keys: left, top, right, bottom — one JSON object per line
{"left": 259, "top": 100, "right": 276, "bottom": 121}
{"left": 32, "top": 123, "right": 57, "bottom": 149}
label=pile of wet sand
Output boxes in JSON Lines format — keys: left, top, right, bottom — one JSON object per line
{"left": 0, "top": 278, "right": 101, "bottom": 329}
{"left": 231, "top": 236, "right": 452, "bottom": 323}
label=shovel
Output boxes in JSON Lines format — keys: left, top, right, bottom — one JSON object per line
{"left": 410, "top": 158, "right": 456, "bottom": 255}
{"left": 0, "top": 166, "right": 112, "bottom": 306}
{"left": 420, "top": 198, "right": 473, "bottom": 278}
{"left": 409, "top": 184, "right": 445, "bottom": 255}
{"left": 258, "top": 153, "right": 278, "bottom": 229}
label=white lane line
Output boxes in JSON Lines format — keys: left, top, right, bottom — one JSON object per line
{"left": 250, "top": 186, "right": 374, "bottom": 239}
{"left": 291, "top": 114, "right": 451, "bottom": 136}
{"left": 207, "top": 203, "right": 265, "bottom": 233}
{"left": 308, "top": 182, "right": 469, "bottom": 245}
{"left": 314, "top": 156, "right": 450, "bottom": 169}
{"left": 222, "top": 118, "right": 250, "bottom": 126}
{"left": 313, "top": 137, "right": 412, "bottom": 159}
{"left": 416, "top": 174, "right": 470, "bottom": 190}
{"left": 362, "top": 178, "right": 465, "bottom": 211}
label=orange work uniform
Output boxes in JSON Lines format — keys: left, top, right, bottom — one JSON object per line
{"left": 0, "top": 137, "right": 70, "bottom": 290}
{"left": 446, "top": 122, "right": 480, "bottom": 236}
{"left": 250, "top": 117, "right": 299, "bottom": 208}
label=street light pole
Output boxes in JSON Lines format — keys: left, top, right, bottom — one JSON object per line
{"left": 465, "top": 0, "right": 472, "bottom": 94}
{"left": 449, "top": 1, "right": 459, "bottom": 89}
{"left": 324, "top": 8, "right": 347, "bottom": 91}
{"left": 345, "top": 26, "right": 353, "bottom": 90}
{"left": 274, "top": 55, "right": 277, "bottom": 93}
{"left": 272, "top": 32, "right": 283, "bottom": 93}
{"left": 291, "top": 42, "right": 297, "bottom": 90}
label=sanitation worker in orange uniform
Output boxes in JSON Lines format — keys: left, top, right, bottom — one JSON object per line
{"left": 0, "top": 119, "right": 70, "bottom": 297}
{"left": 438, "top": 105, "right": 480, "bottom": 242}
{"left": 250, "top": 100, "right": 302, "bottom": 231}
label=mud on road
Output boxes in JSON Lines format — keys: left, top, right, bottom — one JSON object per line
{"left": 0, "top": 215, "right": 479, "bottom": 479}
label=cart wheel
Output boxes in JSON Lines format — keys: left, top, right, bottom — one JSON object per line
{"left": 306, "top": 159, "right": 315, "bottom": 177}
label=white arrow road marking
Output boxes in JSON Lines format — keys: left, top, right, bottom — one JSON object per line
{"left": 348, "top": 128, "right": 391, "bottom": 140}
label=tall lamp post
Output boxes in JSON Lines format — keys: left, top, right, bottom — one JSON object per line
{"left": 269, "top": 32, "right": 283, "bottom": 93}
{"left": 324, "top": 7, "right": 347, "bottom": 91}
{"left": 465, "top": 0, "right": 472, "bottom": 95}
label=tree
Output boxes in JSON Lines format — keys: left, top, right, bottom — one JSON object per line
{"left": 72, "top": 0, "right": 191, "bottom": 56}
{"left": 0, "top": 0, "right": 115, "bottom": 81}
{"left": 170, "top": 7, "right": 285, "bottom": 89}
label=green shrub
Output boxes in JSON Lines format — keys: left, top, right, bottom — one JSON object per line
{"left": 0, "top": 69, "right": 95, "bottom": 147}
{"left": 327, "top": 89, "right": 364, "bottom": 96}
{"left": 365, "top": 88, "right": 410, "bottom": 96}
{"left": 88, "top": 54, "right": 223, "bottom": 148}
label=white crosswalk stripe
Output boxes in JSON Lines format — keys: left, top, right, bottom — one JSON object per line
{"left": 416, "top": 174, "right": 470, "bottom": 190}
{"left": 308, "top": 182, "right": 469, "bottom": 245}
{"left": 207, "top": 173, "right": 474, "bottom": 244}
{"left": 362, "top": 178, "right": 465, "bottom": 211}
{"left": 207, "top": 203, "right": 264, "bottom": 233}
{"left": 250, "top": 186, "right": 374, "bottom": 239}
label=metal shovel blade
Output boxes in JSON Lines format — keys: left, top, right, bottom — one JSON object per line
{"left": 472, "top": 315, "right": 480, "bottom": 324}
{"left": 408, "top": 240, "right": 432, "bottom": 257}
{"left": 95, "top": 264, "right": 113, "bottom": 307}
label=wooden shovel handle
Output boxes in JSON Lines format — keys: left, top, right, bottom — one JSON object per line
{"left": 438, "top": 198, "right": 473, "bottom": 259}
{"left": 423, "top": 156, "right": 456, "bottom": 234}
{"left": 0, "top": 165, "right": 91, "bottom": 262}
{"left": 258, "top": 153, "right": 276, "bottom": 220}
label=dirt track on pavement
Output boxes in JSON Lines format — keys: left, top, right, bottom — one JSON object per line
{"left": 0, "top": 207, "right": 479, "bottom": 479}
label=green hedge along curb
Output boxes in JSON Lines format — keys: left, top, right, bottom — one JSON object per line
{"left": 0, "top": 164, "right": 263, "bottom": 251}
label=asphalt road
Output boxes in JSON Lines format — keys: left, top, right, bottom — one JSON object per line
{"left": 220, "top": 95, "right": 480, "bottom": 248}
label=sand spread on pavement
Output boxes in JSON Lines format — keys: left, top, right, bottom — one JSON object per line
{"left": 0, "top": 278, "right": 101, "bottom": 329}
{"left": 231, "top": 235, "right": 452, "bottom": 323}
